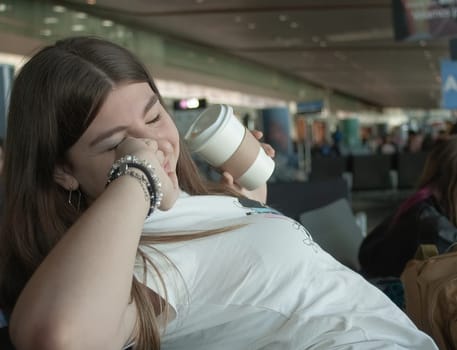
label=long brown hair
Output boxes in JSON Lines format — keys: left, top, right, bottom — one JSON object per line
{"left": 416, "top": 135, "right": 457, "bottom": 226}
{"left": 0, "top": 36, "right": 236, "bottom": 349}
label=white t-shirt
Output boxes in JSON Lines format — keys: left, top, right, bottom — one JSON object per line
{"left": 136, "top": 192, "right": 437, "bottom": 349}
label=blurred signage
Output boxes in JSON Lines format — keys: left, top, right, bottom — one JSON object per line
{"left": 296, "top": 100, "right": 323, "bottom": 114}
{"left": 392, "top": 0, "right": 457, "bottom": 40}
{"left": 441, "top": 59, "right": 457, "bottom": 109}
{"left": 173, "top": 98, "right": 207, "bottom": 110}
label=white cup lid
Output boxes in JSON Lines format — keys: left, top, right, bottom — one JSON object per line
{"left": 184, "top": 104, "right": 230, "bottom": 151}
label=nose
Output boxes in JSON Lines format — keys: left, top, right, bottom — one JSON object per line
{"left": 156, "top": 138, "right": 173, "bottom": 154}
{"left": 129, "top": 123, "right": 173, "bottom": 154}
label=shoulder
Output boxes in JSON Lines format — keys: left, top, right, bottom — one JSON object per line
{"left": 413, "top": 198, "right": 457, "bottom": 244}
{"left": 416, "top": 197, "right": 448, "bottom": 223}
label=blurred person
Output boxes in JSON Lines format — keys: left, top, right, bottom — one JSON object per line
{"left": 0, "top": 36, "right": 437, "bottom": 350}
{"left": 450, "top": 121, "right": 457, "bottom": 135}
{"left": 403, "top": 130, "right": 423, "bottom": 153}
{"left": 331, "top": 125, "right": 342, "bottom": 154}
{"left": 377, "top": 134, "right": 398, "bottom": 155}
{"left": 359, "top": 136, "right": 457, "bottom": 278}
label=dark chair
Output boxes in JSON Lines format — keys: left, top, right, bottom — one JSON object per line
{"left": 267, "top": 177, "right": 349, "bottom": 221}
{"left": 397, "top": 152, "right": 428, "bottom": 189}
{"left": 352, "top": 154, "right": 394, "bottom": 191}
{"left": 309, "top": 156, "right": 347, "bottom": 181}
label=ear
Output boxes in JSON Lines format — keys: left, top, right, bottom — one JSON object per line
{"left": 54, "top": 165, "right": 79, "bottom": 191}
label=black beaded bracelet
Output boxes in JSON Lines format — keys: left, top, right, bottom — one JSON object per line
{"left": 106, "top": 155, "right": 163, "bottom": 217}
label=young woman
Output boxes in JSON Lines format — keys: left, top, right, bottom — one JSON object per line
{"left": 0, "top": 36, "right": 437, "bottom": 349}
{"left": 359, "top": 136, "right": 457, "bottom": 278}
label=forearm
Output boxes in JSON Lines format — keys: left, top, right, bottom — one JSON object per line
{"left": 10, "top": 175, "right": 148, "bottom": 349}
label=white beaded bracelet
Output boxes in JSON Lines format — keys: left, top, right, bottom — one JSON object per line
{"left": 106, "top": 155, "right": 163, "bottom": 216}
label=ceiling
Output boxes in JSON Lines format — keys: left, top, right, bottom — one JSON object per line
{"left": 51, "top": 0, "right": 452, "bottom": 109}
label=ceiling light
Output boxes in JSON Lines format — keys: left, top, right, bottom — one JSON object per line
{"left": 75, "top": 12, "right": 88, "bottom": 19}
{"left": 312, "top": 36, "right": 320, "bottom": 43}
{"left": 43, "top": 17, "right": 58, "bottom": 24}
{"left": 319, "top": 41, "right": 327, "bottom": 47}
{"left": 102, "top": 20, "right": 113, "bottom": 27}
{"left": 195, "top": 0, "right": 204, "bottom": 3}
{"left": 234, "top": 16, "right": 242, "bottom": 23}
{"left": 40, "top": 29, "right": 52, "bottom": 36}
{"left": 248, "top": 23, "right": 256, "bottom": 30}
{"left": 87, "top": 0, "right": 96, "bottom": 4}
{"left": 52, "top": 5, "right": 66, "bottom": 13}
{"left": 117, "top": 29, "right": 125, "bottom": 38}
{"left": 279, "top": 14, "right": 288, "bottom": 22}
{"left": 71, "top": 24, "right": 85, "bottom": 32}
{"left": 0, "top": 4, "right": 6, "bottom": 12}
{"left": 290, "top": 22, "right": 299, "bottom": 29}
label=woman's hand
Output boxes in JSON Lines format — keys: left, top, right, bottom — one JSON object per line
{"left": 221, "top": 130, "right": 275, "bottom": 204}
{"left": 114, "top": 137, "right": 179, "bottom": 210}
{"left": 252, "top": 130, "right": 275, "bottom": 158}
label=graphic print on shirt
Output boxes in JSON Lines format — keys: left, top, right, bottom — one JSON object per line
{"left": 234, "top": 197, "right": 282, "bottom": 216}
{"left": 233, "top": 197, "right": 318, "bottom": 252}
{"left": 293, "top": 221, "right": 318, "bottom": 252}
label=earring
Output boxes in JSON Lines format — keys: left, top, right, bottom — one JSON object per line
{"left": 68, "top": 185, "right": 81, "bottom": 211}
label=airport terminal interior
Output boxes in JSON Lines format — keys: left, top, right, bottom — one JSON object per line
{"left": 0, "top": 0, "right": 452, "bottom": 233}
{"left": 1, "top": 0, "right": 457, "bottom": 347}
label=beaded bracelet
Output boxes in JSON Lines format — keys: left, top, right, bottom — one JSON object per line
{"left": 123, "top": 169, "right": 151, "bottom": 203}
{"left": 106, "top": 155, "right": 163, "bottom": 217}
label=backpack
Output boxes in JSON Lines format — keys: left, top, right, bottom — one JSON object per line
{"left": 400, "top": 244, "right": 457, "bottom": 350}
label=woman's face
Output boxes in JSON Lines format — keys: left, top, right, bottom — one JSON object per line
{"left": 62, "top": 82, "right": 180, "bottom": 201}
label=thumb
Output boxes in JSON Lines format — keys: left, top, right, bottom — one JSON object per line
{"left": 220, "top": 171, "right": 235, "bottom": 185}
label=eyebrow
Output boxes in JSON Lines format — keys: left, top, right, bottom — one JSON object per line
{"left": 143, "top": 94, "right": 159, "bottom": 117}
{"left": 89, "top": 94, "right": 159, "bottom": 148}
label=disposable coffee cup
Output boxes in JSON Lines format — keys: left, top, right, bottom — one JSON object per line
{"left": 184, "top": 104, "right": 275, "bottom": 190}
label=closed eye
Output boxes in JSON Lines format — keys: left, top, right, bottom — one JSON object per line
{"left": 147, "top": 114, "right": 161, "bottom": 124}
{"left": 107, "top": 137, "right": 126, "bottom": 151}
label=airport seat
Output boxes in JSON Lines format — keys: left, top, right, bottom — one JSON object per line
{"left": 299, "top": 198, "right": 364, "bottom": 270}
{"left": 397, "top": 152, "right": 428, "bottom": 189}
{"left": 309, "top": 156, "right": 347, "bottom": 181}
{"left": 267, "top": 178, "right": 349, "bottom": 221}
{"left": 352, "top": 154, "right": 394, "bottom": 191}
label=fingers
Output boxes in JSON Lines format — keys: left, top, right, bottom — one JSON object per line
{"left": 115, "top": 138, "right": 158, "bottom": 162}
{"left": 113, "top": 137, "right": 179, "bottom": 210}
{"left": 221, "top": 171, "right": 235, "bottom": 186}
{"left": 262, "top": 143, "right": 275, "bottom": 158}
{"left": 250, "top": 129, "right": 263, "bottom": 140}
{"left": 249, "top": 129, "right": 275, "bottom": 158}
{"left": 220, "top": 171, "right": 242, "bottom": 192}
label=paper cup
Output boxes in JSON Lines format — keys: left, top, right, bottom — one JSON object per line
{"left": 184, "top": 104, "right": 275, "bottom": 190}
